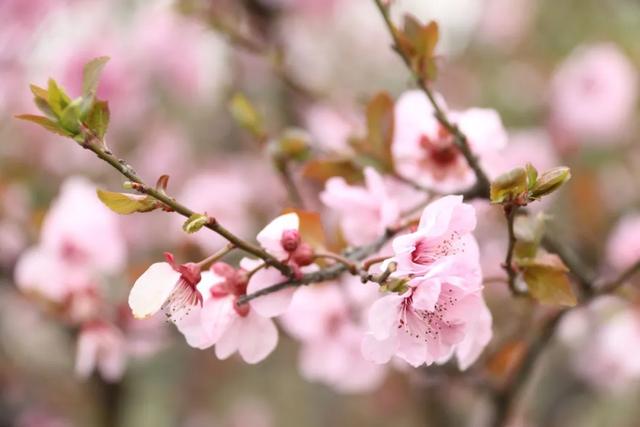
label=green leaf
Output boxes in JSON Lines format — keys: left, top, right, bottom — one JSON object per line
{"left": 530, "top": 167, "right": 571, "bottom": 199}
{"left": 490, "top": 167, "right": 528, "bottom": 204}
{"left": 183, "top": 213, "right": 210, "bottom": 233}
{"left": 229, "top": 93, "right": 264, "bottom": 139}
{"left": 15, "top": 114, "right": 73, "bottom": 137}
{"left": 47, "top": 79, "right": 71, "bottom": 117}
{"left": 271, "top": 128, "right": 311, "bottom": 163}
{"left": 519, "top": 253, "right": 576, "bottom": 306}
{"left": 85, "top": 100, "right": 110, "bottom": 139}
{"left": 96, "top": 189, "right": 158, "bottom": 214}
{"left": 525, "top": 163, "right": 538, "bottom": 190}
{"left": 82, "top": 56, "right": 110, "bottom": 98}
{"left": 59, "top": 98, "right": 84, "bottom": 134}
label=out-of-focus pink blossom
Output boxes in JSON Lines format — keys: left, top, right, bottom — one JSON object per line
{"left": 576, "top": 309, "right": 640, "bottom": 391}
{"left": 304, "top": 103, "right": 363, "bottom": 153}
{"left": 550, "top": 43, "right": 638, "bottom": 146}
{"left": 393, "top": 90, "right": 507, "bottom": 192}
{"left": 281, "top": 279, "right": 385, "bottom": 392}
{"left": 174, "top": 169, "right": 255, "bottom": 252}
{"left": 475, "top": 0, "right": 535, "bottom": 49}
{"left": 606, "top": 213, "right": 640, "bottom": 272}
{"left": 321, "top": 167, "right": 400, "bottom": 246}
{"left": 14, "top": 177, "right": 126, "bottom": 303}
{"left": 75, "top": 322, "right": 127, "bottom": 382}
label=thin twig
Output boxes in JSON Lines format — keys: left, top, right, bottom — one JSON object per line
{"left": 371, "top": 0, "right": 491, "bottom": 199}
{"left": 79, "top": 131, "right": 291, "bottom": 276}
{"left": 503, "top": 205, "right": 524, "bottom": 296}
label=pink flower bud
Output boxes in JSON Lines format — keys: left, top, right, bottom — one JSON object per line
{"left": 211, "top": 262, "right": 235, "bottom": 280}
{"left": 292, "top": 242, "right": 314, "bottom": 267}
{"left": 233, "top": 297, "right": 250, "bottom": 317}
{"left": 229, "top": 269, "right": 249, "bottom": 296}
{"left": 281, "top": 229, "right": 301, "bottom": 252}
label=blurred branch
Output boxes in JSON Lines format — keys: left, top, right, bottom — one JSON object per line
{"left": 597, "top": 259, "right": 640, "bottom": 295}
{"left": 79, "top": 128, "right": 292, "bottom": 277}
{"left": 208, "top": 14, "right": 321, "bottom": 100}
{"left": 542, "top": 234, "right": 595, "bottom": 297}
{"left": 371, "top": 0, "right": 491, "bottom": 200}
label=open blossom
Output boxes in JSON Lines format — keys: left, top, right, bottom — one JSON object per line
{"left": 75, "top": 322, "right": 127, "bottom": 382}
{"left": 128, "top": 253, "right": 202, "bottom": 321}
{"left": 361, "top": 271, "right": 491, "bottom": 369}
{"left": 320, "top": 167, "right": 400, "bottom": 246}
{"left": 606, "top": 213, "right": 640, "bottom": 272}
{"left": 362, "top": 196, "right": 491, "bottom": 368}
{"left": 550, "top": 43, "right": 638, "bottom": 146}
{"left": 14, "top": 177, "right": 126, "bottom": 303}
{"left": 392, "top": 90, "right": 507, "bottom": 192}
{"left": 281, "top": 279, "right": 385, "bottom": 393}
{"left": 389, "top": 195, "right": 479, "bottom": 276}
{"left": 175, "top": 265, "right": 278, "bottom": 364}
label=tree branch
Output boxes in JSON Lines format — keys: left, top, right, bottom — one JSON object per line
{"left": 80, "top": 132, "right": 292, "bottom": 276}
{"left": 371, "top": 0, "right": 491, "bottom": 199}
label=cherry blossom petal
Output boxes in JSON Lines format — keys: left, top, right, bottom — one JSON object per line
{"left": 238, "top": 311, "right": 278, "bottom": 364}
{"left": 200, "top": 296, "right": 236, "bottom": 344}
{"left": 256, "top": 213, "right": 299, "bottom": 258}
{"left": 367, "top": 293, "right": 403, "bottom": 340}
{"left": 128, "top": 262, "right": 180, "bottom": 319}
{"left": 214, "top": 318, "right": 241, "bottom": 360}
{"left": 411, "top": 278, "right": 442, "bottom": 312}
{"left": 247, "top": 268, "right": 296, "bottom": 317}
{"left": 361, "top": 333, "right": 398, "bottom": 364}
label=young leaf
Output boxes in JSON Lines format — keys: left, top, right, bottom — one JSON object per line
{"left": 302, "top": 159, "right": 364, "bottom": 184}
{"left": 85, "top": 100, "right": 110, "bottom": 139}
{"left": 47, "top": 79, "right": 71, "bottom": 117}
{"left": 351, "top": 92, "right": 394, "bottom": 172}
{"left": 490, "top": 167, "right": 528, "bottom": 204}
{"left": 229, "top": 93, "right": 264, "bottom": 139}
{"left": 83, "top": 56, "right": 110, "bottom": 98}
{"left": 59, "top": 98, "right": 84, "bottom": 134}
{"left": 525, "top": 163, "right": 538, "bottom": 190}
{"left": 96, "top": 189, "right": 158, "bottom": 214}
{"left": 530, "top": 167, "right": 571, "bottom": 199}
{"left": 519, "top": 253, "right": 576, "bottom": 306}
{"left": 183, "top": 213, "right": 210, "bottom": 234}
{"left": 15, "top": 114, "right": 73, "bottom": 137}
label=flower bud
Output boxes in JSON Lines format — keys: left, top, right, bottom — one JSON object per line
{"left": 291, "top": 242, "right": 314, "bottom": 266}
{"left": 281, "top": 229, "right": 301, "bottom": 252}
{"left": 233, "top": 297, "right": 250, "bottom": 317}
{"left": 228, "top": 269, "right": 249, "bottom": 296}
{"left": 529, "top": 167, "right": 571, "bottom": 199}
{"left": 211, "top": 262, "right": 235, "bottom": 280}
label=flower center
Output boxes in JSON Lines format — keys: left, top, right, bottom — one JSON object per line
{"left": 419, "top": 128, "right": 459, "bottom": 167}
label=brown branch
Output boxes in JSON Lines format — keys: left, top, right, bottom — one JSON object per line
{"left": 502, "top": 205, "right": 525, "bottom": 296}
{"left": 371, "top": 0, "right": 491, "bottom": 199}
{"left": 80, "top": 132, "right": 292, "bottom": 276}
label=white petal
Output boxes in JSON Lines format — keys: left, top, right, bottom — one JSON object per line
{"left": 368, "top": 293, "right": 403, "bottom": 340}
{"left": 128, "top": 262, "right": 180, "bottom": 318}
{"left": 200, "top": 296, "right": 236, "bottom": 344}
{"left": 256, "top": 213, "right": 299, "bottom": 256}
{"left": 238, "top": 311, "right": 279, "bottom": 364}
{"left": 247, "top": 268, "right": 295, "bottom": 317}
{"left": 361, "top": 333, "right": 398, "bottom": 364}
{"left": 214, "top": 318, "right": 241, "bottom": 360}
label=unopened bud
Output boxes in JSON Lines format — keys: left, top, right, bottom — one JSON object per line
{"left": 211, "top": 262, "right": 235, "bottom": 280}
{"left": 529, "top": 167, "right": 571, "bottom": 199}
{"left": 291, "top": 242, "right": 314, "bottom": 267}
{"left": 233, "top": 297, "right": 250, "bottom": 317}
{"left": 281, "top": 229, "right": 301, "bottom": 252}
{"left": 228, "top": 269, "right": 249, "bottom": 296}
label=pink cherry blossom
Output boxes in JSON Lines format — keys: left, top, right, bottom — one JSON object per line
{"left": 256, "top": 212, "right": 300, "bottom": 260}
{"left": 281, "top": 280, "right": 385, "bottom": 392}
{"left": 606, "top": 213, "right": 640, "bottom": 272}
{"left": 174, "top": 265, "right": 279, "bottom": 364}
{"left": 128, "top": 253, "right": 202, "bottom": 321}
{"left": 393, "top": 90, "right": 507, "bottom": 192}
{"left": 361, "top": 280, "right": 491, "bottom": 369}
{"left": 320, "top": 167, "right": 400, "bottom": 246}
{"left": 75, "top": 322, "right": 127, "bottom": 382}
{"left": 550, "top": 43, "right": 638, "bottom": 146}
{"left": 576, "top": 309, "right": 640, "bottom": 391}
{"left": 388, "top": 195, "right": 479, "bottom": 276}
{"left": 14, "top": 177, "right": 126, "bottom": 303}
